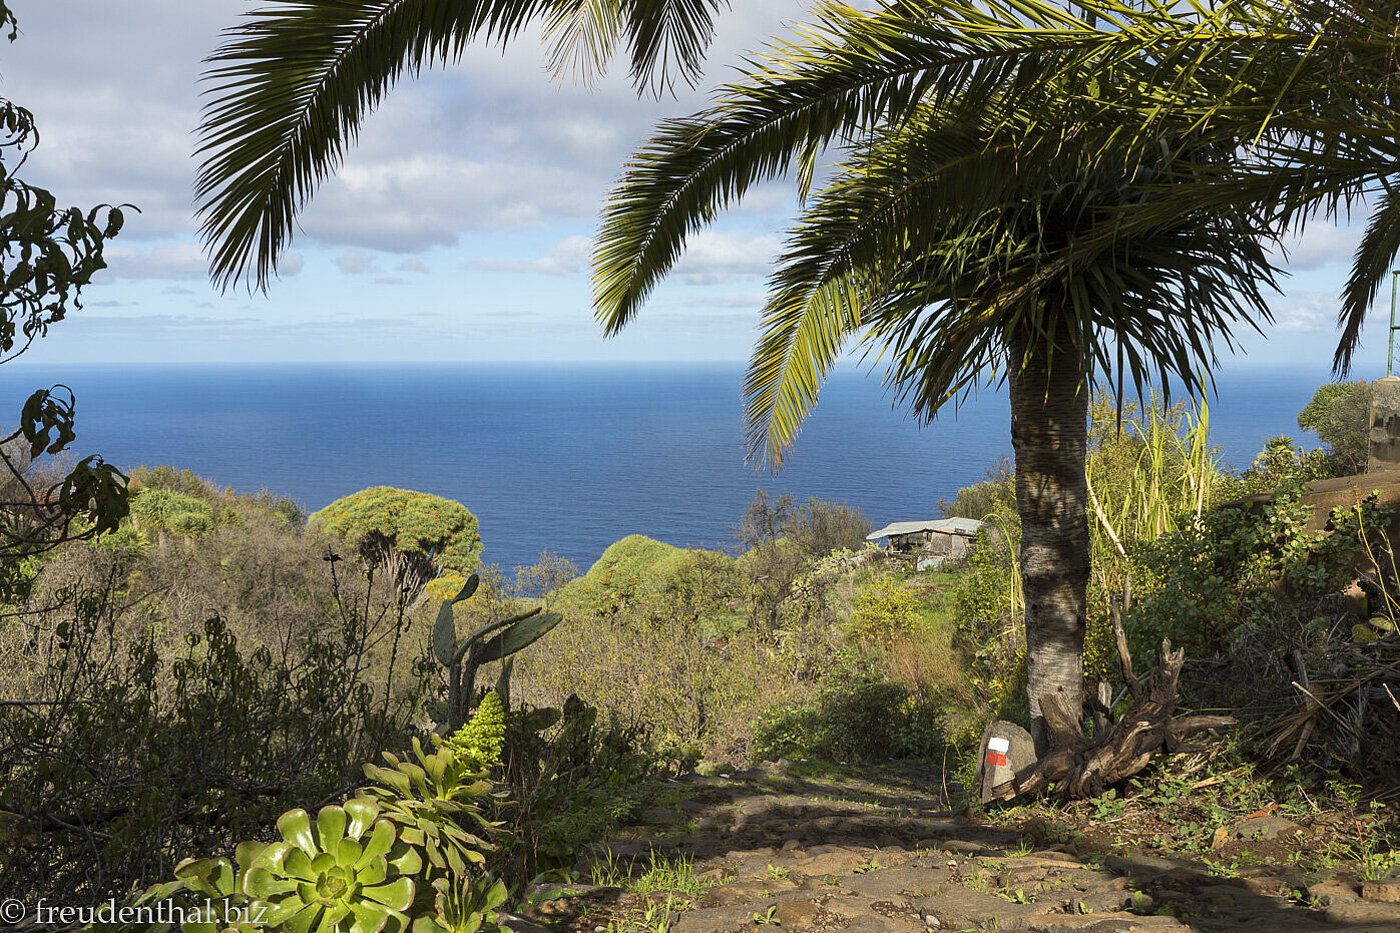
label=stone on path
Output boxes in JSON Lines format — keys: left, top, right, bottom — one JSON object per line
{"left": 977, "top": 721, "right": 1037, "bottom": 803}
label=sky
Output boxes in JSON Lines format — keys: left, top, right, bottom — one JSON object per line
{"left": 0, "top": 0, "right": 1391, "bottom": 374}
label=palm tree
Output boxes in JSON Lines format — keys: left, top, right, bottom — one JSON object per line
{"left": 592, "top": 3, "right": 1282, "bottom": 751}
{"left": 794, "top": 0, "right": 1400, "bottom": 373}
{"left": 194, "top": 0, "right": 729, "bottom": 290}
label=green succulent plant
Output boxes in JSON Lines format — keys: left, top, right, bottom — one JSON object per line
{"left": 173, "top": 843, "right": 267, "bottom": 933}
{"left": 85, "top": 878, "right": 187, "bottom": 933}
{"left": 241, "top": 801, "right": 415, "bottom": 933}
{"left": 358, "top": 737, "right": 499, "bottom": 880}
{"left": 432, "top": 573, "right": 564, "bottom": 732}
{"left": 411, "top": 876, "right": 507, "bottom": 933}
{"left": 446, "top": 690, "right": 506, "bottom": 771}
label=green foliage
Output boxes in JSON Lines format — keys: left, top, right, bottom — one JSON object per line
{"left": 557, "top": 534, "right": 681, "bottom": 615}
{"left": 241, "top": 801, "right": 415, "bottom": 933}
{"left": 129, "top": 488, "right": 217, "bottom": 538}
{"left": 1298, "top": 381, "right": 1369, "bottom": 477}
{"left": 1128, "top": 481, "right": 1394, "bottom": 660}
{"left": 310, "top": 487, "right": 483, "bottom": 599}
{"left": 0, "top": 81, "right": 132, "bottom": 588}
{"left": 1086, "top": 390, "right": 1221, "bottom": 553}
{"left": 0, "top": 523, "right": 431, "bottom": 903}
{"left": 93, "top": 735, "right": 507, "bottom": 933}
{"left": 849, "top": 574, "right": 920, "bottom": 646}
{"left": 555, "top": 534, "right": 741, "bottom": 623}
{"left": 736, "top": 492, "right": 871, "bottom": 627}
{"left": 447, "top": 690, "right": 507, "bottom": 771}
{"left": 357, "top": 736, "right": 499, "bottom": 882}
{"left": 1219, "top": 435, "right": 1331, "bottom": 500}
{"left": 496, "top": 696, "right": 658, "bottom": 883}
{"left": 938, "top": 459, "right": 1015, "bottom": 520}
{"left": 753, "top": 662, "right": 946, "bottom": 763}
{"left": 0, "top": 18, "right": 133, "bottom": 589}
{"left": 430, "top": 573, "right": 564, "bottom": 733}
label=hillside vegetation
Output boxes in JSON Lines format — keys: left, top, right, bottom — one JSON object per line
{"left": 2, "top": 382, "right": 1397, "bottom": 929}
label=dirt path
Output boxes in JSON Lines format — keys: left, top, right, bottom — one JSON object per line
{"left": 509, "top": 762, "right": 1400, "bottom": 933}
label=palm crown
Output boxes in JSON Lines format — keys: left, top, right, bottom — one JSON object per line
{"left": 592, "top": 2, "right": 1284, "bottom": 745}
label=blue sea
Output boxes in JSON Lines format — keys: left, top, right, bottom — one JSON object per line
{"left": 0, "top": 362, "right": 1341, "bottom": 572}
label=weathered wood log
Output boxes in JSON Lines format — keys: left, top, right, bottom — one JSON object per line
{"left": 988, "top": 620, "right": 1230, "bottom": 802}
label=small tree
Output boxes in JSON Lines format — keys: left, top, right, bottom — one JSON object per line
{"left": 309, "top": 487, "right": 483, "bottom": 602}
{"left": 735, "top": 491, "right": 871, "bottom": 628}
{"left": 1298, "top": 380, "right": 1369, "bottom": 477}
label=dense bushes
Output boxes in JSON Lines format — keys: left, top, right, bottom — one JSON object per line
{"left": 0, "top": 475, "right": 434, "bottom": 903}
{"left": 553, "top": 534, "right": 741, "bottom": 624}
{"left": 0, "top": 577, "right": 427, "bottom": 902}
{"left": 1127, "top": 483, "right": 1392, "bottom": 664}
{"left": 736, "top": 492, "right": 871, "bottom": 627}
{"left": 1298, "top": 380, "right": 1369, "bottom": 476}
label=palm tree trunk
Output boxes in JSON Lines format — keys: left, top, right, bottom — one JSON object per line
{"left": 1007, "top": 330, "right": 1090, "bottom": 755}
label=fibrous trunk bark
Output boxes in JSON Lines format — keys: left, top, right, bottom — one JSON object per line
{"left": 1007, "top": 329, "right": 1090, "bottom": 755}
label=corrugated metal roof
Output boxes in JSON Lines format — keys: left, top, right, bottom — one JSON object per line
{"left": 866, "top": 517, "right": 985, "bottom": 540}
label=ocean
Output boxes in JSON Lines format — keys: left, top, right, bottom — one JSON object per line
{"left": 0, "top": 362, "right": 1342, "bottom": 572}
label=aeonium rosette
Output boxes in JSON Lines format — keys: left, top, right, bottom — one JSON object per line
{"left": 241, "top": 800, "right": 417, "bottom": 933}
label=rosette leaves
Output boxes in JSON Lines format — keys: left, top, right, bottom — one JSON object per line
{"left": 172, "top": 841, "right": 267, "bottom": 933}
{"left": 411, "top": 876, "right": 508, "bottom": 933}
{"left": 241, "top": 801, "right": 414, "bottom": 933}
{"left": 358, "top": 737, "right": 498, "bottom": 880}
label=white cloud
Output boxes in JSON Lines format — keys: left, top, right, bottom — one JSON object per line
{"left": 671, "top": 231, "right": 781, "bottom": 284}
{"left": 469, "top": 230, "right": 778, "bottom": 285}
{"left": 398, "top": 258, "right": 430, "bottom": 274}
{"left": 336, "top": 249, "right": 378, "bottom": 274}
{"left": 1, "top": 0, "right": 814, "bottom": 263}
{"left": 1275, "top": 223, "right": 1364, "bottom": 271}
{"left": 1272, "top": 292, "right": 1339, "bottom": 333}
{"left": 97, "top": 243, "right": 208, "bottom": 281}
{"left": 470, "top": 235, "right": 593, "bottom": 276}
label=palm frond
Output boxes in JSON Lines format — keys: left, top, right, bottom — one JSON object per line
{"left": 1340, "top": 186, "right": 1400, "bottom": 372}
{"left": 196, "top": 0, "right": 550, "bottom": 290}
{"left": 198, "top": 0, "right": 732, "bottom": 291}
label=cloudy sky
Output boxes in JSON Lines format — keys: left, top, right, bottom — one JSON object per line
{"left": 0, "top": 0, "right": 1388, "bottom": 372}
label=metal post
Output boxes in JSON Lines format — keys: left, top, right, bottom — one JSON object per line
{"left": 1391, "top": 270, "right": 1400, "bottom": 376}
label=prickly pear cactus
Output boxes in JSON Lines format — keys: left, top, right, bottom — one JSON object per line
{"left": 431, "top": 573, "right": 564, "bottom": 732}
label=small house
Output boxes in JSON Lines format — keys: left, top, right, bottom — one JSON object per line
{"left": 866, "top": 517, "right": 985, "bottom": 566}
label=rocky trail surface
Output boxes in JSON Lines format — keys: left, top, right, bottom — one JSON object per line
{"left": 510, "top": 762, "right": 1400, "bottom": 933}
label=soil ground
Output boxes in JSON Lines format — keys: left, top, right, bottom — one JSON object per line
{"left": 508, "top": 761, "right": 1400, "bottom": 933}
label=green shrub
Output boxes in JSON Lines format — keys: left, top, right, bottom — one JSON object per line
{"left": 0, "top": 562, "right": 429, "bottom": 903}
{"left": 129, "top": 488, "right": 216, "bottom": 538}
{"left": 849, "top": 574, "right": 921, "bottom": 645}
{"left": 555, "top": 535, "right": 739, "bottom": 622}
{"left": 753, "top": 663, "right": 946, "bottom": 763}
{"left": 735, "top": 492, "right": 872, "bottom": 628}
{"left": 938, "top": 459, "right": 1015, "bottom": 520}
{"left": 494, "top": 696, "right": 659, "bottom": 884}
{"left": 1128, "top": 480, "right": 1392, "bottom": 661}
{"left": 99, "top": 723, "right": 506, "bottom": 933}
{"left": 1299, "top": 380, "right": 1369, "bottom": 477}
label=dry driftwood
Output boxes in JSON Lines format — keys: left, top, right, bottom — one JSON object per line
{"left": 989, "top": 601, "right": 1236, "bottom": 802}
